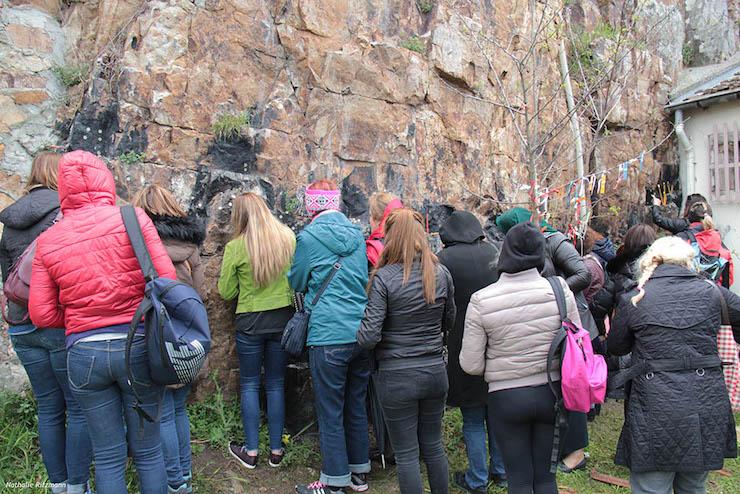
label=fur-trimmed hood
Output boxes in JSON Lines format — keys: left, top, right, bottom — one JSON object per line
{"left": 150, "top": 214, "right": 206, "bottom": 246}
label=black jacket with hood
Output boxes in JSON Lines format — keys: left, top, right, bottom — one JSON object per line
{"left": 0, "top": 187, "right": 60, "bottom": 324}
{"left": 437, "top": 211, "right": 500, "bottom": 407}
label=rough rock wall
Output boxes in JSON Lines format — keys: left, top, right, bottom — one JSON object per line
{"left": 0, "top": 0, "right": 737, "bottom": 406}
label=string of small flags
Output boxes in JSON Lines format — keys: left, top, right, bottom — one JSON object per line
{"left": 534, "top": 151, "right": 646, "bottom": 223}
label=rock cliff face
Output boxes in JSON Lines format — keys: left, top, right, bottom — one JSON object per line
{"left": 0, "top": 0, "right": 738, "bottom": 406}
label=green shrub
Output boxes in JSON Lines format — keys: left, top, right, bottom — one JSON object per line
{"left": 119, "top": 151, "right": 145, "bottom": 166}
{"left": 52, "top": 64, "right": 88, "bottom": 88}
{"left": 213, "top": 111, "right": 252, "bottom": 141}
{"left": 401, "top": 35, "right": 425, "bottom": 54}
{"left": 682, "top": 43, "right": 695, "bottom": 66}
{"left": 417, "top": 0, "right": 434, "bottom": 13}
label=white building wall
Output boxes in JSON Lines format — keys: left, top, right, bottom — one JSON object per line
{"left": 679, "top": 101, "right": 740, "bottom": 292}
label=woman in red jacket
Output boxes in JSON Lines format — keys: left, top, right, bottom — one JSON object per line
{"left": 365, "top": 192, "right": 403, "bottom": 269}
{"left": 29, "top": 150, "right": 177, "bottom": 494}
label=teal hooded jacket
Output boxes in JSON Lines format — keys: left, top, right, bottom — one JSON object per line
{"left": 288, "top": 210, "right": 369, "bottom": 346}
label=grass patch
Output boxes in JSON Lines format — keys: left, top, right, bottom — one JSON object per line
{"left": 52, "top": 64, "right": 88, "bottom": 88}
{"left": 3, "top": 389, "right": 738, "bottom": 493}
{"left": 188, "top": 373, "right": 319, "bottom": 469}
{"left": 212, "top": 111, "right": 252, "bottom": 141}
{"left": 0, "top": 392, "right": 46, "bottom": 488}
{"left": 118, "top": 150, "right": 145, "bottom": 166}
{"left": 401, "top": 35, "right": 426, "bottom": 54}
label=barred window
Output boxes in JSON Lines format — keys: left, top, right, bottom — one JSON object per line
{"left": 709, "top": 122, "right": 740, "bottom": 202}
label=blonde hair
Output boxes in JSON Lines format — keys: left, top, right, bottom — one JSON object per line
{"left": 369, "top": 192, "right": 398, "bottom": 223}
{"left": 132, "top": 184, "right": 187, "bottom": 217}
{"left": 232, "top": 193, "right": 295, "bottom": 287}
{"left": 631, "top": 237, "right": 696, "bottom": 306}
{"left": 26, "top": 152, "right": 60, "bottom": 192}
{"left": 372, "top": 208, "right": 438, "bottom": 303}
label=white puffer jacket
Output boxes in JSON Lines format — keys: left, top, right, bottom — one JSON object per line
{"left": 460, "top": 268, "right": 582, "bottom": 392}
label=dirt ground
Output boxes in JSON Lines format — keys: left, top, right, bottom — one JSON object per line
{"left": 193, "top": 446, "right": 401, "bottom": 493}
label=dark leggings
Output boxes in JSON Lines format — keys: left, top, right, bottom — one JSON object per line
{"left": 488, "top": 384, "right": 558, "bottom": 494}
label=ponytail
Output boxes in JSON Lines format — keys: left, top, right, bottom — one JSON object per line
{"left": 702, "top": 214, "right": 715, "bottom": 231}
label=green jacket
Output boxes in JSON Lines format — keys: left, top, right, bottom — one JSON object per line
{"left": 217, "top": 237, "right": 293, "bottom": 314}
{"left": 288, "top": 210, "right": 368, "bottom": 346}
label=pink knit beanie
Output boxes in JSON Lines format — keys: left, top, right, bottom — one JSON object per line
{"left": 305, "top": 187, "right": 341, "bottom": 216}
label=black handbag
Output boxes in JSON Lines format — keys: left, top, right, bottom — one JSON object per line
{"left": 281, "top": 256, "right": 345, "bottom": 357}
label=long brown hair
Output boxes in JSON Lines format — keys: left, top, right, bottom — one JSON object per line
{"left": 373, "top": 208, "right": 438, "bottom": 303}
{"left": 26, "top": 152, "right": 60, "bottom": 192}
{"left": 231, "top": 193, "right": 295, "bottom": 287}
{"left": 132, "top": 184, "right": 187, "bottom": 217}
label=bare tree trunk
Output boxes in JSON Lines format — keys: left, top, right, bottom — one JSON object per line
{"left": 557, "top": 38, "right": 586, "bottom": 229}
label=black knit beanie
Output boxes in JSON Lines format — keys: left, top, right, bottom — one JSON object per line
{"left": 497, "top": 222, "right": 546, "bottom": 274}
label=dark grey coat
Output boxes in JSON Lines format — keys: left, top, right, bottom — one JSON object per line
{"left": 357, "top": 262, "right": 456, "bottom": 368}
{"left": 0, "top": 187, "right": 60, "bottom": 324}
{"left": 608, "top": 264, "right": 740, "bottom": 472}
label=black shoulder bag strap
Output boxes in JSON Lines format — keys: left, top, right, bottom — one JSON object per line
{"left": 545, "top": 276, "right": 570, "bottom": 473}
{"left": 121, "top": 205, "right": 158, "bottom": 282}
{"left": 309, "top": 256, "right": 345, "bottom": 307}
{"left": 120, "top": 206, "right": 161, "bottom": 426}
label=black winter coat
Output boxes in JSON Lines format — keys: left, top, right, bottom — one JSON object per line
{"left": 542, "top": 231, "right": 597, "bottom": 337}
{"left": 0, "top": 187, "right": 60, "bottom": 324}
{"left": 591, "top": 249, "right": 641, "bottom": 334}
{"left": 357, "top": 262, "right": 456, "bottom": 367}
{"left": 651, "top": 205, "right": 690, "bottom": 234}
{"left": 437, "top": 211, "right": 499, "bottom": 407}
{"left": 608, "top": 264, "right": 740, "bottom": 472}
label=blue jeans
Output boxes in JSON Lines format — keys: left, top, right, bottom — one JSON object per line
{"left": 10, "top": 327, "right": 92, "bottom": 493}
{"left": 67, "top": 336, "right": 166, "bottom": 494}
{"left": 460, "top": 406, "right": 506, "bottom": 489}
{"left": 309, "top": 343, "right": 371, "bottom": 487}
{"left": 235, "top": 332, "right": 288, "bottom": 451}
{"left": 160, "top": 385, "right": 192, "bottom": 488}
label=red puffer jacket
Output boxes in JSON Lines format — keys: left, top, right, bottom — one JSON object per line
{"left": 29, "top": 151, "right": 177, "bottom": 335}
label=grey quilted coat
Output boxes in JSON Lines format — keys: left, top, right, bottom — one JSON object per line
{"left": 608, "top": 264, "right": 740, "bottom": 472}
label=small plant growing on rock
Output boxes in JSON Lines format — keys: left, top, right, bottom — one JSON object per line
{"left": 416, "top": 0, "right": 434, "bottom": 14}
{"left": 52, "top": 64, "right": 88, "bottom": 88}
{"left": 213, "top": 111, "right": 252, "bottom": 141}
{"left": 119, "top": 151, "right": 145, "bottom": 166}
{"left": 284, "top": 195, "right": 302, "bottom": 215}
{"left": 401, "top": 35, "right": 425, "bottom": 54}
{"left": 682, "top": 43, "right": 695, "bottom": 66}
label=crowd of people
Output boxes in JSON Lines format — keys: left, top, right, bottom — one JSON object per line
{"left": 1, "top": 149, "right": 739, "bottom": 494}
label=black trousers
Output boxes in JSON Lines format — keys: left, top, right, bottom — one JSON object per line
{"left": 561, "top": 411, "right": 588, "bottom": 457}
{"left": 488, "top": 384, "right": 558, "bottom": 494}
{"left": 375, "top": 364, "right": 449, "bottom": 494}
